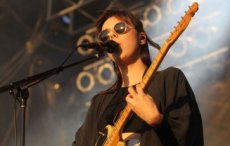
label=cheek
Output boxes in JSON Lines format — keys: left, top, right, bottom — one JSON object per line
{"left": 126, "top": 39, "right": 139, "bottom": 49}
{"left": 113, "top": 29, "right": 139, "bottom": 51}
{"left": 121, "top": 35, "right": 139, "bottom": 53}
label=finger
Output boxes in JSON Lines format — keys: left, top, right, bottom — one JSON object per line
{"left": 135, "top": 84, "right": 145, "bottom": 95}
{"left": 128, "top": 86, "right": 137, "bottom": 96}
{"left": 125, "top": 94, "right": 135, "bottom": 105}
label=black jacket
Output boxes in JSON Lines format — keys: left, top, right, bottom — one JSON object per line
{"left": 72, "top": 67, "right": 204, "bottom": 146}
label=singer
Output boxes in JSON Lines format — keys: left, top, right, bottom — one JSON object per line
{"left": 72, "top": 6, "right": 203, "bottom": 146}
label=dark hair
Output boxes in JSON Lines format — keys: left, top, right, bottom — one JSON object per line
{"left": 96, "top": 8, "right": 160, "bottom": 94}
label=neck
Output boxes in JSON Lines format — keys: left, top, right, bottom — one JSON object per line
{"left": 118, "top": 59, "right": 147, "bottom": 87}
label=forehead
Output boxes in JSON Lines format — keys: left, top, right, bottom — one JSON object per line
{"left": 102, "top": 16, "right": 132, "bottom": 30}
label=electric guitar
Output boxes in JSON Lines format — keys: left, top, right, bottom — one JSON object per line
{"left": 95, "top": 2, "right": 199, "bottom": 146}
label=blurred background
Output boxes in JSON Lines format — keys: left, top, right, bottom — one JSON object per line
{"left": 0, "top": 0, "right": 229, "bottom": 146}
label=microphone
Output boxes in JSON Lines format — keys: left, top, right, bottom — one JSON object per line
{"left": 78, "top": 40, "right": 119, "bottom": 53}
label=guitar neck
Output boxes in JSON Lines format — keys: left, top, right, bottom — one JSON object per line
{"left": 141, "top": 41, "right": 172, "bottom": 89}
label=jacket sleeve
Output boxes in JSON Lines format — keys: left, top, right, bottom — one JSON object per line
{"left": 162, "top": 67, "right": 203, "bottom": 146}
{"left": 72, "top": 95, "right": 100, "bottom": 146}
{"left": 146, "top": 67, "right": 203, "bottom": 146}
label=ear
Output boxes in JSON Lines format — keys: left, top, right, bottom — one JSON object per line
{"left": 139, "top": 32, "right": 147, "bottom": 45}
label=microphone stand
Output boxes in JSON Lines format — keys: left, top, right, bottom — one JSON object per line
{"left": 0, "top": 47, "right": 103, "bottom": 146}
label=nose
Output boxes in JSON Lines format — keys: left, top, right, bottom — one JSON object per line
{"left": 109, "top": 32, "right": 118, "bottom": 40}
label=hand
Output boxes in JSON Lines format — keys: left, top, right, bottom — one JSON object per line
{"left": 125, "top": 84, "right": 163, "bottom": 125}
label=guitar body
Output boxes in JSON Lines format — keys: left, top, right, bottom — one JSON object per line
{"left": 95, "top": 125, "right": 126, "bottom": 146}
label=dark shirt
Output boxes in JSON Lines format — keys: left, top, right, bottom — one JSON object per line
{"left": 72, "top": 67, "right": 204, "bottom": 146}
{"left": 98, "top": 87, "right": 151, "bottom": 134}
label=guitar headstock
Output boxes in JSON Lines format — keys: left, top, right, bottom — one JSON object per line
{"left": 167, "top": 2, "right": 199, "bottom": 45}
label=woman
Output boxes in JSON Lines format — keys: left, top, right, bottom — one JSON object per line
{"left": 72, "top": 8, "right": 203, "bottom": 146}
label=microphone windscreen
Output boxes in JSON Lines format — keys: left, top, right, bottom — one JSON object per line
{"left": 100, "top": 40, "right": 119, "bottom": 53}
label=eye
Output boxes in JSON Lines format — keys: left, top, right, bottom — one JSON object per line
{"left": 114, "top": 22, "right": 127, "bottom": 34}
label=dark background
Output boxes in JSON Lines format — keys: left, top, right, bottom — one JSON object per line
{"left": 0, "top": 0, "right": 229, "bottom": 146}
